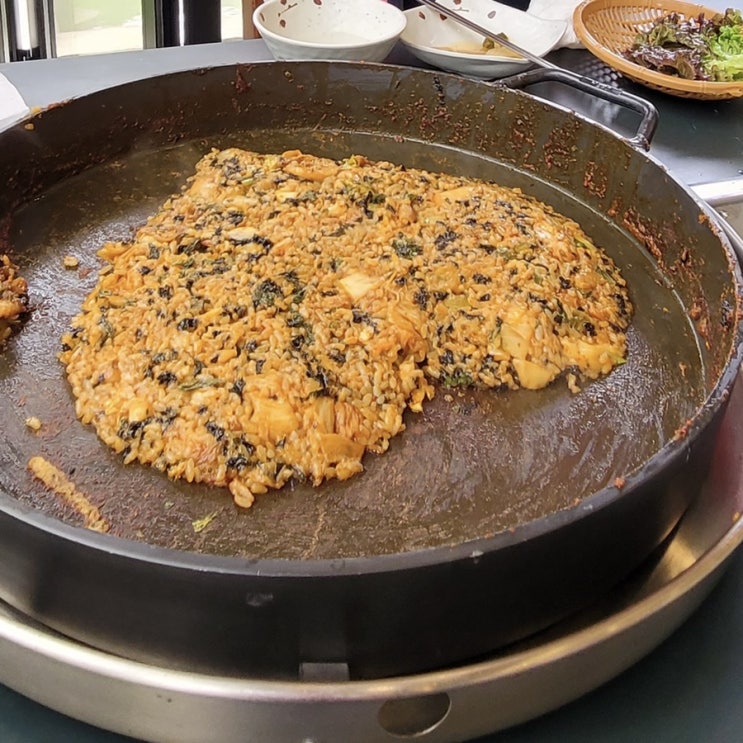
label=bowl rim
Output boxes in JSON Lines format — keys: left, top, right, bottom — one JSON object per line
{"left": 402, "top": 42, "right": 533, "bottom": 66}
{"left": 399, "top": 35, "right": 533, "bottom": 65}
{"left": 399, "top": 5, "right": 565, "bottom": 64}
{"left": 253, "top": 0, "right": 408, "bottom": 50}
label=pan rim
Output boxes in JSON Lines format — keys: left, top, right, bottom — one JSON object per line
{"left": 1, "top": 60, "right": 742, "bottom": 577}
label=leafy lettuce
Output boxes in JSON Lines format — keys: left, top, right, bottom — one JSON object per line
{"left": 705, "top": 10, "right": 743, "bottom": 80}
{"left": 624, "top": 8, "right": 743, "bottom": 82}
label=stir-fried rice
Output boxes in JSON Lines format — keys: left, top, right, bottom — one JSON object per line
{"left": 60, "top": 148, "right": 632, "bottom": 507}
{"left": 0, "top": 254, "right": 29, "bottom": 347}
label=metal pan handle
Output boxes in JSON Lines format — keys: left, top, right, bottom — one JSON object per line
{"left": 498, "top": 67, "right": 658, "bottom": 151}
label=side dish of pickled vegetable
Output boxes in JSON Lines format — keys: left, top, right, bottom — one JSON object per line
{"left": 624, "top": 8, "right": 743, "bottom": 81}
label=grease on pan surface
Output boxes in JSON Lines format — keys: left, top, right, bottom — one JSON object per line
{"left": 59, "top": 149, "right": 632, "bottom": 507}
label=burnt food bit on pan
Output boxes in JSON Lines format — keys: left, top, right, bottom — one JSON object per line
{"left": 0, "top": 254, "right": 30, "bottom": 348}
{"left": 27, "top": 455, "right": 110, "bottom": 533}
{"left": 59, "top": 148, "right": 633, "bottom": 508}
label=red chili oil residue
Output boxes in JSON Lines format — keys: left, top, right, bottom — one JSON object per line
{"left": 583, "top": 161, "right": 608, "bottom": 200}
{"left": 622, "top": 209, "right": 666, "bottom": 268}
{"left": 233, "top": 66, "right": 253, "bottom": 95}
{"left": 673, "top": 419, "right": 693, "bottom": 441}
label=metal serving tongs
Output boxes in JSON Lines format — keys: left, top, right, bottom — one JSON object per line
{"left": 413, "top": 0, "right": 659, "bottom": 150}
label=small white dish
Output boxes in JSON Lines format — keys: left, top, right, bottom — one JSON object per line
{"left": 401, "top": 0, "right": 567, "bottom": 79}
{"left": 253, "top": 0, "right": 407, "bottom": 63}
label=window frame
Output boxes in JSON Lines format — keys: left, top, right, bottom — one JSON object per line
{"left": 1, "top": 0, "right": 228, "bottom": 60}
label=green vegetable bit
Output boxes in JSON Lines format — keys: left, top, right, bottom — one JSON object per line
{"left": 391, "top": 235, "right": 423, "bottom": 259}
{"left": 192, "top": 511, "right": 218, "bottom": 533}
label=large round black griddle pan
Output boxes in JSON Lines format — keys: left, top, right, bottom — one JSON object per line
{"left": 0, "top": 62, "right": 740, "bottom": 680}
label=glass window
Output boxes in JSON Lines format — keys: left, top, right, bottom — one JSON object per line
{"left": 221, "top": 0, "right": 243, "bottom": 41}
{"left": 54, "top": 0, "right": 144, "bottom": 57}
{"left": 13, "top": 0, "right": 245, "bottom": 58}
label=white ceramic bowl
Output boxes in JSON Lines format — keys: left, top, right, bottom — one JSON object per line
{"left": 253, "top": 0, "right": 407, "bottom": 63}
{"left": 401, "top": 0, "right": 566, "bottom": 79}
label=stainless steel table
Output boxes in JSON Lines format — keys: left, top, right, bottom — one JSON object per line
{"left": 1, "top": 15, "right": 743, "bottom": 741}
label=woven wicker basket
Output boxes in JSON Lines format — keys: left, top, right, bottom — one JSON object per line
{"left": 573, "top": 0, "right": 743, "bottom": 100}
